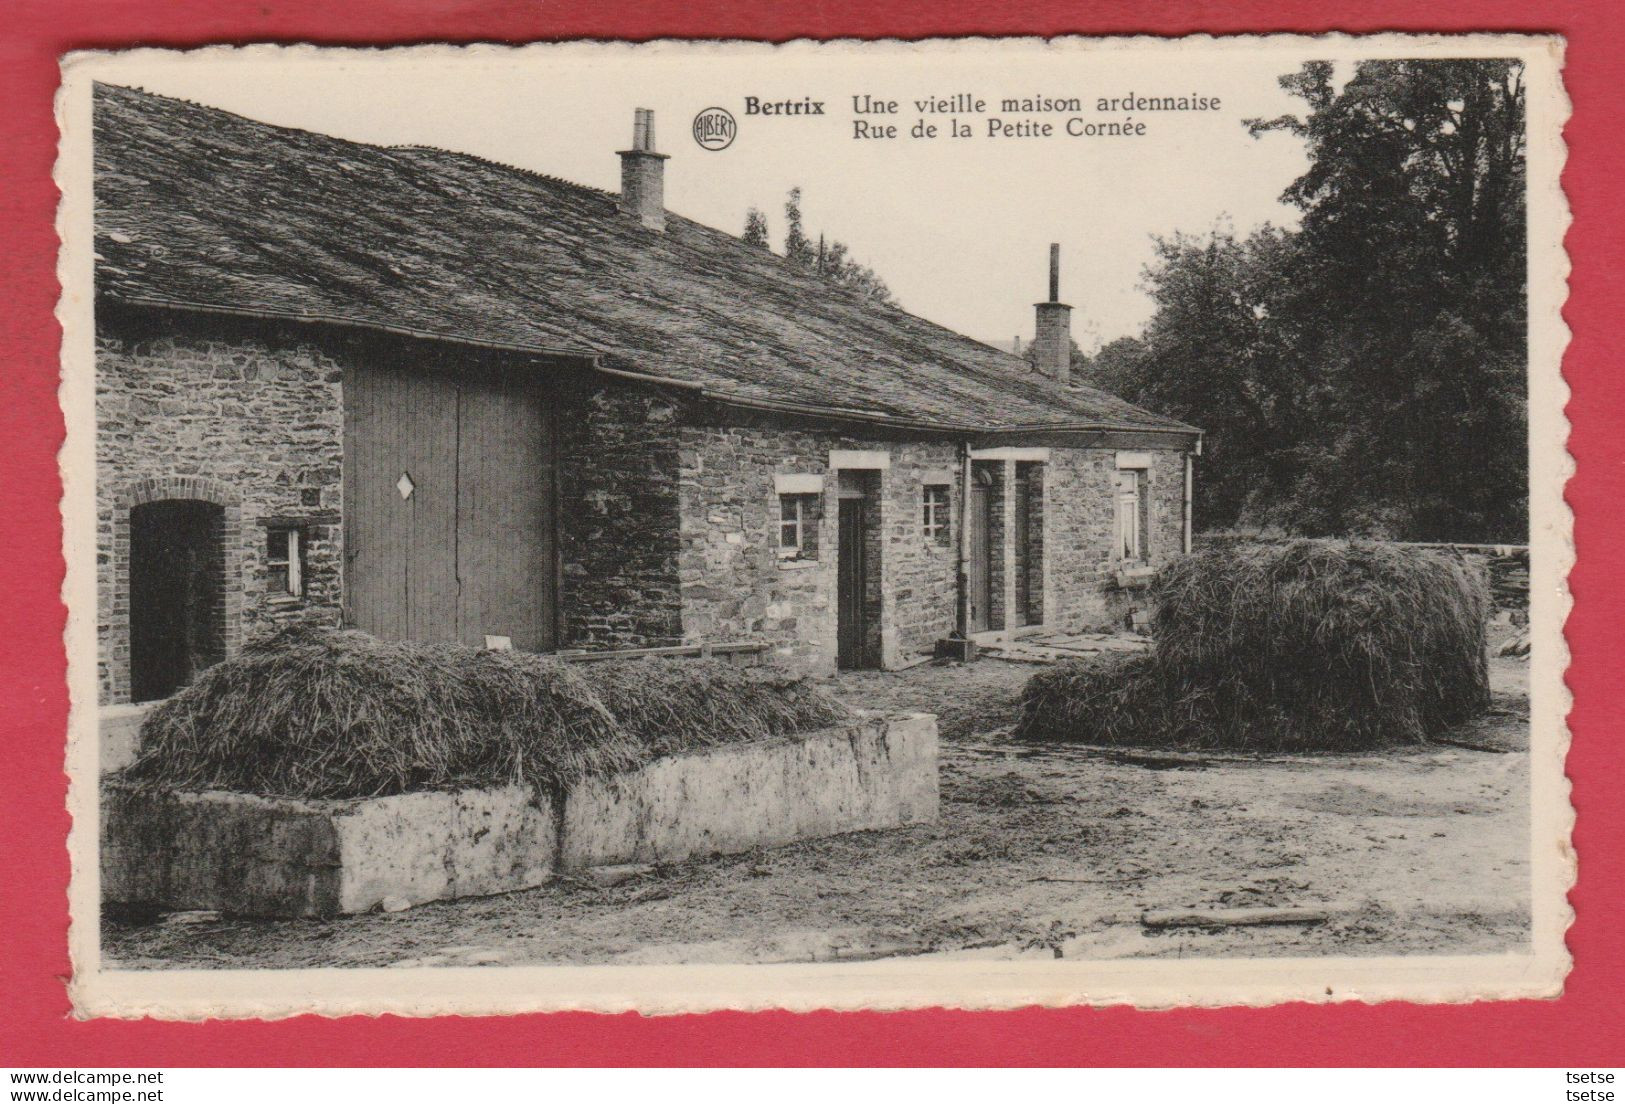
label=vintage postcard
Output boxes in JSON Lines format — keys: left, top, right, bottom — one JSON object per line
{"left": 57, "top": 35, "right": 1571, "bottom": 1019}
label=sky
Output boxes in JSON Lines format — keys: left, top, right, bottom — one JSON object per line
{"left": 85, "top": 42, "right": 1319, "bottom": 347}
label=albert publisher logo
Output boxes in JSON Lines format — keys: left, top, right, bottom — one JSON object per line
{"left": 692, "top": 107, "right": 737, "bottom": 150}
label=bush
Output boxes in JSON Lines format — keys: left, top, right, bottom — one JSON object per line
{"left": 1014, "top": 540, "right": 1491, "bottom": 751}
{"left": 126, "top": 627, "right": 852, "bottom": 798}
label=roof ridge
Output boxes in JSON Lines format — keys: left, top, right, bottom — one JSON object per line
{"left": 387, "top": 142, "right": 614, "bottom": 199}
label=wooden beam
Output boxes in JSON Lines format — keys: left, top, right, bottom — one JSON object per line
{"left": 1141, "top": 905, "right": 1345, "bottom": 929}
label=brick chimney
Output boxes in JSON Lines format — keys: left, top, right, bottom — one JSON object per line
{"left": 617, "top": 108, "right": 669, "bottom": 231}
{"left": 1032, "top": 243, "right": 1072, "bottom": 385}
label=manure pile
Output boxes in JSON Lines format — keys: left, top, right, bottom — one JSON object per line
{"left": 1016, "top": 540, "right": 1491, "bottom": 751}
{"left": 125, "top": 627, "right": 851, "bottom": 798}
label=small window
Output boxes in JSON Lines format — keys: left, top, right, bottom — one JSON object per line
{"left": 922, "top": 485, "right": 951, "bottom": 546}
{"left": 778, "top": 494, "right": 820, "bottom": 559}
{"left": 266, "top": 525, "right": 304, "bottom": 597}
{"left": 1114, "top": 469, "right": 1148, "bottom": 563}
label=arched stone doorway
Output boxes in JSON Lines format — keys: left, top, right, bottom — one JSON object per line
{"left": 129, "top": 498, "right": 227, "bottom": 702}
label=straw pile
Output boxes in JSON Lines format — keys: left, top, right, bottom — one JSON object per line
{"left": 125, "top": 627, "right": 852, "bottom": 798}
{"left": 584, "top": 657, "right": 852, "bottom": 758}
{"left": 1016, "top": 540, "right": 1491, "bottom": 751}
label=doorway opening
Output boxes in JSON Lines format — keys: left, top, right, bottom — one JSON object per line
{"left": 1013, "top": 461, "right": 1045, "bottom": 627}
{"left": 836, "top": 469, "right": 883, "bottom": 669}
{"left": 129, "top": 498, "right": 227, "bottom": 702}
{"left": 966, "top": 464, "right": 997, "bottom": 632}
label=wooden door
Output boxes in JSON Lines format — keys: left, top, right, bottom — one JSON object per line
{"left": 966, "top": 476, "right": 992, "bottom": 632}
{"left": 344, "top": 359, "right": 557, "bottom": 651}
{"left": 837, "top": 495, "right": 868, "bottom": 669}
{"left": 454, "top": 374, "right": 556, "bottom": 649}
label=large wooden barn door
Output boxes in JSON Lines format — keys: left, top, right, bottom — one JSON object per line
{"left": 344, "top": 360, "right": 557, "bottom": 651}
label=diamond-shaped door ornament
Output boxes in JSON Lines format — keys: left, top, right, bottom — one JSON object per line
{"left": 396, "top": 471, "right": 416, "bottom": 500}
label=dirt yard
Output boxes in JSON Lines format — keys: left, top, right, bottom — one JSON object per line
{"left": 103, "top": 652, "right": 1531, "bottom": 969}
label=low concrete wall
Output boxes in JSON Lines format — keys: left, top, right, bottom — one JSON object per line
{"left": 101, "top": 713, "right": 937, "bottom": 918}
{"left": 100, "top": 703, "right": 154, "bottom": 774}
{"left": 103, "top": 787, "right": 346, "bottom": 917}
{"left": 331, "top": 786, "right": 558, "bottom": 915}
{"left": 103, "top": 784, "right": 559, "bottom": 918}
{"left": 560, "top": 713, "right": 938, "bottom": 868}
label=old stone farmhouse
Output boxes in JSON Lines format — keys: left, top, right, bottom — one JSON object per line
{"left": 93, "top": 85, "right": 1201, "bottom": 705}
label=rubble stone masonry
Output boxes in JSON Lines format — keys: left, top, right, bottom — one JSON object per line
{"left": 557, "top": 385, "right": 685, "bottom": 649}
{"left": 674, "top": 418, "right": 1188, "bottom": 670}
{"left": 676, "top": 426, "right": 962, "bottom": 671}
{"left": 94, "top": 329, "right": 1190, "bottom": 696}
{"left": 96, "top": 330, "right": 345, "bottom": 704}
{"left": 1044, "top": 447, "right": 1186, "bottom": 630}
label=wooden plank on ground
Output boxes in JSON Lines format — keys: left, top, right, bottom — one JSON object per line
{"left": 1141, "top": 905, "right": 1345, "bottom": 929}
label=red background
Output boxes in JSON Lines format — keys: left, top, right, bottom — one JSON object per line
{"left": 3, "top": 0, "right": 1620, "bottom": 1068}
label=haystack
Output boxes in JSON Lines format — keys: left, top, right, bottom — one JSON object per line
{"left": 583, "top": 657, "right": 851, "bottom": 757}
{"left": 1016, "top": 540, "right": 1491, "bottom": 751}
{"left": 126, "top": 627, "right": 851, "bottom": 798}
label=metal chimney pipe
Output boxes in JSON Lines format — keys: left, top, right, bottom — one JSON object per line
{"left": 1048, "top": 242, "right": 1060, "bottom": 302}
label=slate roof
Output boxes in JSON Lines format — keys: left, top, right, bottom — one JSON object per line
{"left": 93, "top": 84, "right": 1196, "bottom": 436}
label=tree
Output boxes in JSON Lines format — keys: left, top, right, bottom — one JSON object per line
{"left": 782, "top": 187, "right": 815, "bottom": 267}
{"left": 1081, "top": 226, "right": 1300, "bottom": 531}
{"left": 1081, "top": 336, "right": 1149, "bottom": 397}
{"left": 746, "top": 187, "right": 898, "bottom": 307}
{"left": 1095, "top": 59, "right": 1527, "bottom": 542}
{"left": 811, "top": 233, "right": 897, "bottom": 306}
{"left": 742, "top": 207, "right": 770, "bottom": 248}
{"left": 1249, "top": 59, "right": 1528, "bottom": 541}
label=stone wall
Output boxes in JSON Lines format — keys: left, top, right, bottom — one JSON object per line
{"left": 96, "top": 330, "right": 345, "bottom": 705}
{"left": 556, "top": 384, "right": 684, "bottom": 649}
{"left": 673, "top": 426, "right": 1190, "bottom": 667}
{"left": 676, "top": 426, "right": 962, "bottom": 671}
{"left": 1044, "top": 447, "right": 1187, "bottom": 631}
{"left": 95, "top": 322, "right": 687, "bottom": 700}
{"left": 94, "top": 318, "right": 1191, "bottom": 694}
